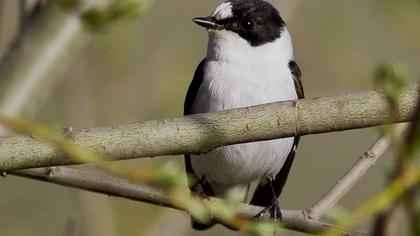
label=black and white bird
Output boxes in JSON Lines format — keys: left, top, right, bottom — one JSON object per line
{"left": 184, "top": 0, "right": 304, "bottom": 230}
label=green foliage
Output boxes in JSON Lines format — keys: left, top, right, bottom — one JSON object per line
{"left": 406, "top": 130, "right": 420, "bottom": 158}
{"left": 374, "top": 63, "right": 409, "bottom": 115}
{"left": 149, "top": 161, "right": 186, "bottom": 188}
{"left": 171, "top": 190, "right": 211, "bottom": 224}
{"left": 405, "top": 111, "right": 420, "bottom": 158}
{"left": 375, "top": 63, "right": 409, "bottom": 93}
{"left": 325, "top": 205, "right": 351, "bottom": 221}
{"left": 226, "top": 187, "right": 245, "bottom": 203}
{"left": 246, "top": 221, "right": 282, "bottom": 236}
{"left": 81, "top": 0, "right": 143, "bottom": 31}
{"left": 108, "top": 0, "right": 143, "bottom": 19}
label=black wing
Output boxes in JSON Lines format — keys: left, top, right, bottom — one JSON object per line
{"left": 184, "top": 59, "right": 206, "bottom": 116}
{"left": 250, "top": 60, "right": 304, "bottom": 207}
{"left": 184, "top": 59, "right": 206, "bottom": 185}
{"left": 184, "top": 59, "right": 216, "bottom": 230}
{"left": 289, "top": 60, "right": 304, "bottom": 99}
{"left": 184, "top": 59, "right": 206, "bottom": 188}
{"left": 184, "top": 59, "right": 212, "bottom": 187}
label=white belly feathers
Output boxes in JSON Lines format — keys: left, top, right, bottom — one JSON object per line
{"left": 190, "top": 28, "right": 297, "bottom": 195}
{"left": 190, "top": 58, "right": 297, "bottom": 195}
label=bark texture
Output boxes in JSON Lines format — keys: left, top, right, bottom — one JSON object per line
{"left": 0, "top": 87, "right": 417, "bottom": 171}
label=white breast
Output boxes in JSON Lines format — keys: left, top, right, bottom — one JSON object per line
{"left": 191, "top": 29, "right": 297, "bottom": 195}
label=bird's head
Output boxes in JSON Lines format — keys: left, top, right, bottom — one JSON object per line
{"left": 193, "top": 0, "right": 286, "bottom": 47}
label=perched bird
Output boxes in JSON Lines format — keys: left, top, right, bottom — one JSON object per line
{"left": 184, "top": 0, "right": 304, "bottom": 230}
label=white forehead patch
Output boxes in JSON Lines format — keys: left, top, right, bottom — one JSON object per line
{"left": 211, "top": 1, "right": 233, "bottom": 20}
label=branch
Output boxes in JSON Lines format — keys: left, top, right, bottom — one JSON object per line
{"left": 0, "top": 3, "right": 91, "bottom": 132}
{"left": 12, "top": 166, "right": 366, "bottom": 236}
{"left": 307, "top": 124, "right": 407, "bottom": 220}
{"left": 0, "top": 1, "right": 145, "bottom": 134}
{"left": 0, "top": 0, "right": 48, "bottom": 68}
{"left": 0, "top": 87, "right": 417, "bottom": 171}
{"left": 9, "top": 112, "right": 397, "bottom": 235}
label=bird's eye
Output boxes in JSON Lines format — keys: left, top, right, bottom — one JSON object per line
{"left": 241, "top": 19, "right": 254, "bottom": 30}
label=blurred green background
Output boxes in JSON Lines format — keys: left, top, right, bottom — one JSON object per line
{"left": 0, "top": 0, "right": 419, "bottom": 235}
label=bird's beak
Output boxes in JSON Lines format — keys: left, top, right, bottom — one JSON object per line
{"left": 192, "top": 17, "right": 223, "bottom": 30}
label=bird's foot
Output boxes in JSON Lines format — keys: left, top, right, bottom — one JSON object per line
{"left": 254, "top": 200, "right": 282, "bottom": 222}
{"left": 191, "top": 176, "right": 211, "bottom": 199}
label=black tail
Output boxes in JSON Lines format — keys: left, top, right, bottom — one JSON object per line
{"left": 185, "top": 155, "right": 217, "bottom": 230}
{"left": 191, "top": 219, "right": 216, "bottom": 230}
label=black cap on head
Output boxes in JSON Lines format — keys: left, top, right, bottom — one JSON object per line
{"left": 193, "top": 0, "right": 286, "bottom": 47}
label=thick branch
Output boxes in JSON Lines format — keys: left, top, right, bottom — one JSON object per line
{"left": 0, "top": 87, "right": 417, "bottom": 171}
{"left": 13, "top": 166, "right": 365, "bottom": 236}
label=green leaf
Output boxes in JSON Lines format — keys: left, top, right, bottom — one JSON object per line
{"left": 325, "top": 205, "right": 351, "bottom": 221}
{"left": 247, "top": 221, "right": 282, "bottom": 236}
{"left": 374, "top": 63, "right": 409, "bottom": 106}
{"left": 81, "top": 0, "right": 144, "bottom": 31}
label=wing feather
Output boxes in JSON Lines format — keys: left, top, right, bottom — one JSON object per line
{"left": 184, "top": 59, "right": 206, "bottom": 187}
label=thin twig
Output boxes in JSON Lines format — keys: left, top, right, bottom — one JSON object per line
{"left": 322, "top": 166, "right": 420, "bottom": 236}
{"left": 12, "top": 166, "right": 366, "bottom": 236}
{"left": 307, "top": 124, "right": 407, "bottom": 220}
{"left": 0, "top": 87, "right": 417, "bottom": 171}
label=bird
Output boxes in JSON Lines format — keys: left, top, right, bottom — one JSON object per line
{"left": 184, "top": 0, "right": 304, "bottom": 230}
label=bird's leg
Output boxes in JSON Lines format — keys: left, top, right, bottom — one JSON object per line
{"left": 191, "top": 176, "right": 212, "bottom": 199}
{"left": 254, "top": 176, "right": 282, "bottom": 221}
{"left": 268, "top": 176, "right": 282, "bottom": 221}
